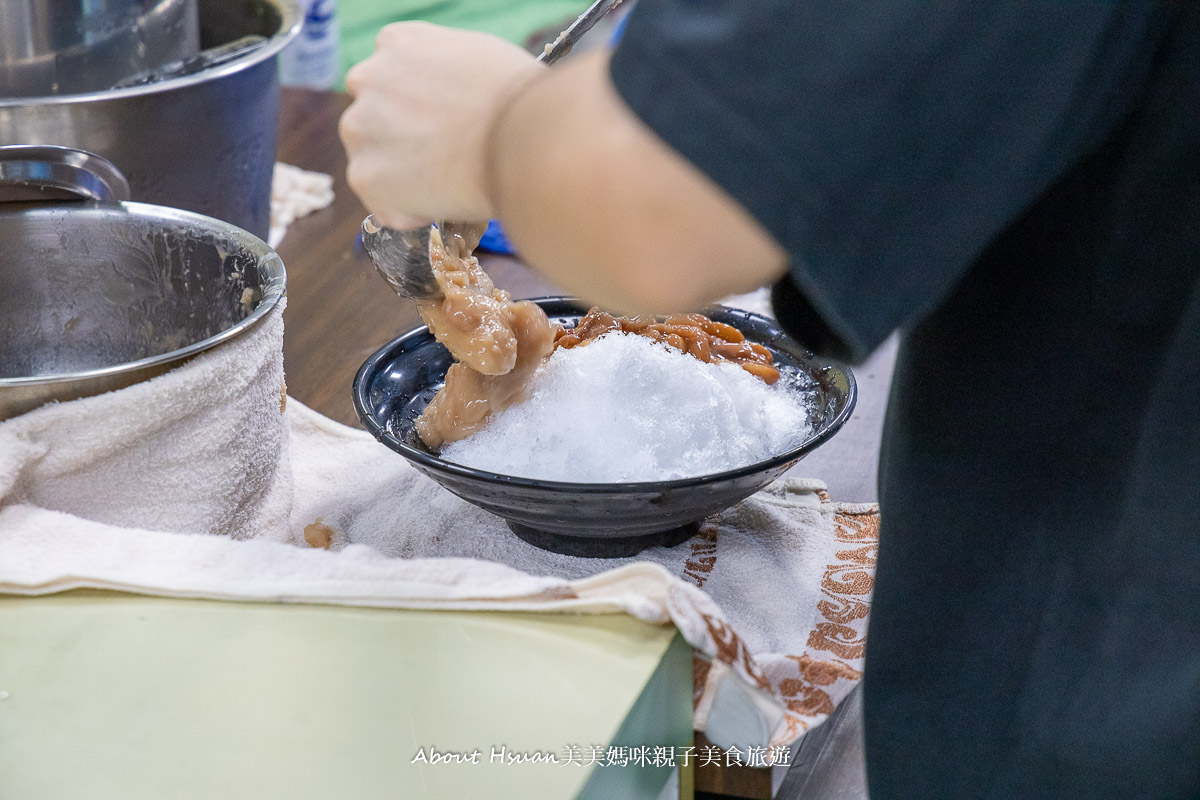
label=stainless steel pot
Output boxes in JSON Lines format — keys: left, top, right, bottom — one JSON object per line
{"left": 0, "top": 0, "right": 300, "bottom": 240}
{"left": 0, "top": 145, "right": 286, "bottom": 421}
{"left": 0, "top": 0, "right": 201, "bottom": 97}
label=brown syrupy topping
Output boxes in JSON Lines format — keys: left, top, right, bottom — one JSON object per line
{"left": 413, "top": 225, "right": 555, "bottom": 450}
{"left": 554, "top": 308, "right": 780, "bottom": 384}
{"left": 304, "top": 518, "right": 334, "bottom": 549}
{"left": 415, "top": 224, "right": 520, "bottom": 376}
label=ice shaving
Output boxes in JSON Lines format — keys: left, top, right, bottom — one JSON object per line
{"left": 440, "top": 331, "right": 814, "bottom": 482}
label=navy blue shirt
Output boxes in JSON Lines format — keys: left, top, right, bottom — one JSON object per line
{"left": 611, "top": 2, "right": 1200, "bottom": 797}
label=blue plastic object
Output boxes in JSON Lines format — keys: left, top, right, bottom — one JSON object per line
{"left": 476, "top": 219, "right": 516, "bottom": 255}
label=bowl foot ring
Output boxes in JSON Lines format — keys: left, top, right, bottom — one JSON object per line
{"left": 506, "top": 521, "right": 698, "bottom": 558}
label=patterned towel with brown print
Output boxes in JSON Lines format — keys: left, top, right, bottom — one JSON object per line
{"left": 276, "top": 398, "right": 878, "bottom": 753}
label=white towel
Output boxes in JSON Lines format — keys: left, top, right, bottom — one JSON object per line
{"left": 0, "top": 301, "right": 877, "bottom": 756}
{"left": 0, "top": 303, "right": 293, "bottom": 541}
{"left": 268, "top": 163, "right": 335, "bottom": 248}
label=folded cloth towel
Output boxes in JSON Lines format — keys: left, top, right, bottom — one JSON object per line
{"left": 269, "top": 163, "right": 335, "bottom": 248}
{"left": 286, "top": 400, "right": 878, "bottom": 746}
{"left": 0, "top": 303, "right": 878, "bottom": 754}
{"left": 0, "top": 302, "right": 293, "bottom": 540}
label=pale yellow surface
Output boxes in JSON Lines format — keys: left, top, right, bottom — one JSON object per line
{"left": 0, "top": 591, "right": 684, "bottom": 800}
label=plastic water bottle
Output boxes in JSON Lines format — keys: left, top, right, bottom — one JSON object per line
{"left": 280, "top": 0, "right": 340, "bottom": 89}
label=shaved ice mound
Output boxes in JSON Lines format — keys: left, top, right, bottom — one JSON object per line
{"left": 439, "top": 332, "right": 815, "bottom": 483}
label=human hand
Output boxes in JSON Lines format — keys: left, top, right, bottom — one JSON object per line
{"left": 340, "top": 22, "right": 543, "bottom": 230}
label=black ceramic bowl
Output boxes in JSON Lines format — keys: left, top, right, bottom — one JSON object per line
{"left": 353, "top": 298, "right": 856, "bottom": 558}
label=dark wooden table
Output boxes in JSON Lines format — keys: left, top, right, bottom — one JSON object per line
{"left": 274, "top": 87, "right": 562, "bottom": 426}
{"left": 272, "top": 87, "right": 884, "bottom": 800}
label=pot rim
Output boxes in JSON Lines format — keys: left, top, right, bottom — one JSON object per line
{"left": 0, "top": 201, "right": 287, "bottom": 388}
{"left": 0, "top": 0, "right": 302, "bottom": 109}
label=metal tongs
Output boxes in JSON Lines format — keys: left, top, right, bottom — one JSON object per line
{"left": 361, "top": 0, "right": 625, "bottom": 301}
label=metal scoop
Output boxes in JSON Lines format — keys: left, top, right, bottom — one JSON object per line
{"left": 361, "top": 0, "right": 625, "bottom": 300}
{"left": 360, "top": 217, "right": 438, "bottom": 298}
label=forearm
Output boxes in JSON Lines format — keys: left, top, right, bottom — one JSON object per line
{"left": 342, "top": 25, "right": 786, "bottom": 314}
{"left": 485, "top": 51, "right": 787, "bottom": 315}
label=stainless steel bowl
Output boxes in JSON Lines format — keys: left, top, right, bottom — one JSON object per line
{"left": 0, "top": 0, "right": 300, "bottom": 240}
{"left": 0, "top": 146, "right": 286, "bottom": 421}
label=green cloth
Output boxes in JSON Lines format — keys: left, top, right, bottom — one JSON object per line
{"left": 338, "top": 0, "right": 592, "bottom": 84}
